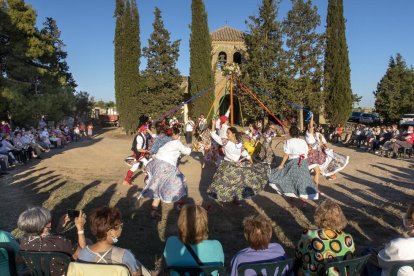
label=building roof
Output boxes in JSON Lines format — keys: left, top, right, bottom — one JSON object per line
{"left": 210, "top": 26, "right": 244, "bottom": 42}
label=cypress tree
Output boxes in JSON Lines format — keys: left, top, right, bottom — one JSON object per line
{"left": 114, "top": 0, "right": 141, "bottom": 133}
{"left": 242, "top": 0, "right": 285, "bottom": 119}
{"left": 142, "top": 7, "right": 183, "bottom": 118}
{"left": 323, "top": 0, "right": 352, "bottom": 125}
{"left": 283, "top": 0, "right": 323, "bottom": 113}
{"left": 189, "top": 0, "right": 213, "bottom": 117}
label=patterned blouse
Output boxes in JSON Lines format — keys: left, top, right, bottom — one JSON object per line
{"left": 295, "top": 228, "right": 355, "bottom": 276}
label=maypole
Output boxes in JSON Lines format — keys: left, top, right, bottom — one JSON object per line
{"left": 223, "top": 63, "right": 241, "bottom": 127}
{"left": 230, "top": 75, "right": 234, "bottom": 127}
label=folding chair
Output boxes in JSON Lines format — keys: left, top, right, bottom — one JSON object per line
{"left": 0, "top": 242, "right": 18, "bottom": 276}
{"left": 237, "top": 258, "right": 294, "bottom": 276}
{"left": 317, "top": 254, "right": 371, "bottom": 276}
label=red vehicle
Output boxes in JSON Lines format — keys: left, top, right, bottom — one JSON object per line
{"left": 99, "top": 114, "right": 119, "bottom": 126}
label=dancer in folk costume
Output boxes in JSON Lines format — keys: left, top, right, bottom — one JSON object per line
{"left": 149, "top": 122, "right": 173, "bottom": 156}
{"left": 306, "top": 115, "right": 349, "bottom": 182}
{"left": 207, "top": 120, "right": 268, "bottom": 205}
{"left": 203, "top": 109, "right": 230, "bottom": 167}
{"left": 140, "top": 127, "right": 191, "bottom": 218}
{"left": 243, "top": 123, "right": 262, "bottom": 158}
{"left": 268, "top": 126, "right": 319, "bottom": 200}
{"left": 257, "top": 123, "right": 278, "bottom": 164}
{"left": 122, "top": 124, "right": 152, "bottom": 186}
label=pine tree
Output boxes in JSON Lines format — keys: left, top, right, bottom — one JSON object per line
{"left": 114, "top": 0, "right": 141, "bottom": 133}
{"left": 323, "top": 0, "right": 352, "bottom": 125}
{"left": 189, "top": 0, "right": 213, "bottom": 117}
{"left": 374, "top": 54, "right": 414, "bottom": 121}
{"left": 242, "top": 0, "right": 285, "bottom": 119}
{"left": 283, "top": 0, "right": 323, "bottom": 114}
{"left": 142, "top": 7, "right": 183, "bottom": 118}
{"left": 0, "top": 0, "right": 77, "bottom": 125}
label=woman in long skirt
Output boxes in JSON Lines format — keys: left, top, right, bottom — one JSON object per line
{"left": 268, "top": 126, "right": 319, "bottom": 200}
{"left": 306, "top": 115, "right": 349, "bottom": 182}
{"left": 206, "top": 120, "right": 268, "bottom": 205}
{"left": 140, "top": 127, "right": 191, "bottom": 218}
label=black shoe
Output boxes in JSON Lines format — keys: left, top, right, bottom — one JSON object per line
{"left": 1, "top": 171, "right": 9, "bottom": 175}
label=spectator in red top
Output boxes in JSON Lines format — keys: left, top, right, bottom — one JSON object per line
{"left": 1, "top": 121, "right": 11, "bottom": 135}
{"left": 391, "top": 126, "right": 414, "bottom": 157}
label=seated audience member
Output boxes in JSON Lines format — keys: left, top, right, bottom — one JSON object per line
{"left": 295, "top": 199, "right": 355, "bottom": 276}
{"left": 377, "top": 203, "right": 414, "bottom": 276}
{"left": 163, "top": 204, "right": 224, "bottom": 267}
{"left": 38, "top": 128, "right": 51, "bottom": 150}
{"left": 0, "top": 229, "right": 27, "bottom": 275}
{"left": 230, "top": 214, "right": 288, "bottom": 276}
{"left": 0, "top": 153, "right": 9, "bottom": 174}
{"left": 78, "top": 207, "right": 145, "bottom": 276}
{"left": 390, "top": 126, "right": 414, "bottom": 158}
{"left": 18, "top": 206, "right": 86, "bottom": 257}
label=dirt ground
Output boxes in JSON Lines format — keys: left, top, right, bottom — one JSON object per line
{"left": 0, "top": 127, "right": 413, "bottom": 270}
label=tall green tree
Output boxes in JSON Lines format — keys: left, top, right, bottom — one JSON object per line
{"left": 0, "top": 0, "right": 76, "bottom": 125}
{"left": 374, "top": 54, "right": 414, "bottom": 121}
{"left": 323, "top": 0, "right": 352, "bottom": 125}
{"left": 283, "top": 0, "right": 323, "bottom": 114}
{"left": 189, "top": 0, "right": 213, "bottom": 117}
{"left": 114, "top": 0, "right": 141, "bottom": 133}
{"left": 241, "top": 0, "right": 285, "bottom": 119}
{"left": 142, "top": 7, "right": 183, "bottom": 118}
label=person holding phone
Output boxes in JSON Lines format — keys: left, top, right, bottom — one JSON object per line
{"left": 18, "top": 206, "right": 87, "bottom": 268}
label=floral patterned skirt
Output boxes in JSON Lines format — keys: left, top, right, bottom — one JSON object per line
{"left": 207, "top": 160, "right": 268, "bottom": 202}
{"left": 141, "top": 159, "right": 187, "bottom": 203}
{"left": 320, "top": 149, "right": 349, "bottom": 177}
{"left": 308, "top": 149, "right": 327, "bottom": 169}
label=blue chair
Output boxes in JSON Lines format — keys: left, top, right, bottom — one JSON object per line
{"left": 0, "top": 242, "right": 18, "bottom": 276}
{"left": 167, "top": 264, "right": 225, "bottom": 276}
{"left": 237, "top": 258, "right": 294, "bottom": 276}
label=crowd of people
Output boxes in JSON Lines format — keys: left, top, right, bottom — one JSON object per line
{"left": 324, "top": 123, "right": 414, "bottom": 158}
{"left": 1, "top": 201, "right": 412, "bottom": 275}
{"left": 0, "top": 119, "right": 94, "bottom": 177}
{"left": 122, "top": 112, "right": 349, "bottom": 213}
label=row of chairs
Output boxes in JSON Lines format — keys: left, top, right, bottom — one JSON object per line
{"left": 1, "top": 245, "right": 414, "bottom": 276}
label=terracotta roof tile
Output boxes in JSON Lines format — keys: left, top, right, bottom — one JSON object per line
{"left": 210, "top": 26, "right": 244, "bottom": 42}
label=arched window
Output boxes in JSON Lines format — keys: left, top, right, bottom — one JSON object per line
{"left": 233, "top": 52, "right": 242, "bottom": 64}
{"left": 217, "top": 51, "right": 227, "bottom": 70}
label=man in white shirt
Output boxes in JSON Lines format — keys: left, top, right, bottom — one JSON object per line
{"left": 185, "top": 116, "right": 195, "bottom": 145}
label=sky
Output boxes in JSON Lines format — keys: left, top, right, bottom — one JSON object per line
{"left": 24, "top": 0, "right": 414, "bottom": 108}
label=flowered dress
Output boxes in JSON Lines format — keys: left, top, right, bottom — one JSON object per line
{"left": 306, "top": 131, "right": 349, "bottom": 177}
{"left": 207, "top": 132, "right": 268, "bottom": 202}
{"left": 295, "top": 228, "right": 355, "bottom": 276}
{"left": 141, "top": 140, "right": 191, "bottom": 203}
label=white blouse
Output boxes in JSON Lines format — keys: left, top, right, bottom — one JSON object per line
{"left": 155, "top": 139, "right": 191, "bottom": 166}
{"left": 283, "top": 138, "right": 309, "bottom": 160}
{"left": 305, "top": 131, "right": 327, "bottom": 150}
{"left": 378, "top": 237, "right": 414, "bottom": 276}
{"left": 211, "top": 132, "right": 250, "bottom": 162}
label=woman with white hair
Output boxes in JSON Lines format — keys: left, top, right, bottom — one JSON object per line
{"left": 18, "top": 206, "right": 86, "bottom": 262}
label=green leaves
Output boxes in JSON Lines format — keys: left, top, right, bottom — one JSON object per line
{"left": 189, "top": 0, "right": 213, "bottom": 117}
{"left": 0, "top": 0, "right": 77, "bottom": 126}
{"left": 323, "top": 0, "right": 352, "bottom": 125}
{"left": 374, "top": 54, "right": 414, "bottom": 121}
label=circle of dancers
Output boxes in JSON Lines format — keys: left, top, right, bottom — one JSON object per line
{"left": 122, "top": 112, "right": 349, "bottom": 217}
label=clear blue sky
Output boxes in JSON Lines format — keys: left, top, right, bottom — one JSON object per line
{"left": 25, "top": 0, "right": 414, "bottom": 108}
